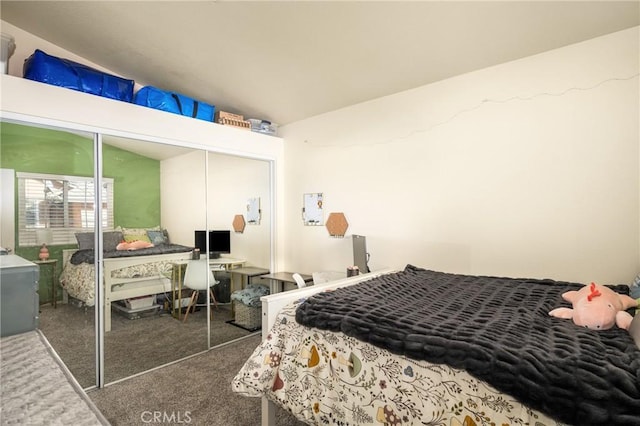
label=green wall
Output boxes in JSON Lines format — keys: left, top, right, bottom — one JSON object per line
{"left": 0, "top": 122, "right": 161, "bottom": 302}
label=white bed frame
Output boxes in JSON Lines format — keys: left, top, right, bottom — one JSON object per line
{"left": 62, "top": 249, "right": 193, "bottom": 332}
{"left": 258, "top": 268, "right": 396, "bottom": 426}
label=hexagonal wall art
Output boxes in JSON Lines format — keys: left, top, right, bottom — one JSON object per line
{"left": 326, "top": 212, "right": 349, "bottom": 237}
{"left": 232, "top": 214, "right": 246, "bottom": 233}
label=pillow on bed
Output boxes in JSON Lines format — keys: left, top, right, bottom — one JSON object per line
{"left": 103, "top": 231, "right": 123, "bottom": 251}
{"left": 123, "top": 233, "right": 151, "bottom": 243}
{"left": 116, "top": 240, "right": 154, "bottom": 251}
{"left": 118, "top": 227, "right": 155, "bottom": 243}
{"left": 75, "top": 232, "right": 94, "bottom": 250}
{"left": 75, "top": 231, "right": 123, "bottom": 251}
{"left": 147, "top": 230, "right": 168, "bottom": 245}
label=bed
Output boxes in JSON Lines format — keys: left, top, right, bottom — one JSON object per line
{"left": 232, "top": 265, "right": 640, "bottom": 426}
{"left": 60, "top": 229, "right": 193, "bottom": 332}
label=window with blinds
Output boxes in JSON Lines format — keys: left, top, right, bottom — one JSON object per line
{"left": 17, "top": 172, "right": 114, "bottom": 246}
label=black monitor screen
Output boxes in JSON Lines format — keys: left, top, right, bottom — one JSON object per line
{"left": 194, "top": 230, "right": 231, "bottom": 257}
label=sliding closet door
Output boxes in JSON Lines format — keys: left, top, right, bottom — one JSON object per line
{"left": 0, "top": 120, "right": 98, "bottom": 389}
{"left": 100, "top": 136, "right": 211, "bottom": 384}
{"left": 204, "top": 153, "right": 272, "bottom": 343}
{"left": 1, "top": 121, "right": 276, "bottom": 388}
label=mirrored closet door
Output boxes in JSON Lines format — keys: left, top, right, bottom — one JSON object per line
{"left": 100, "top": 137, "right": 273, "bottom": 383}
{"left": 203, "top": 153, "right": 272, "bottom": 344}
{"left": 1, "top": 120, "right": 98, "bottom": 389}
{"left": 100, "top": 135, "right": 213, "bottom": 384}
{"left": 1, "top": 119, "right": 275, "bottom": 389}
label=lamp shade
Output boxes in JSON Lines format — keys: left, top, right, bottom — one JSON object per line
{"left": 35, "top": 228, "right": 53, "bottom": 245}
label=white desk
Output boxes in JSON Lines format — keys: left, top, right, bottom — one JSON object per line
{"left": 209, "top": 257, "right": 245, "bottom": 269}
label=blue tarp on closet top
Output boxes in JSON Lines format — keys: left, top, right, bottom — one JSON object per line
{"left": 23, "top": 49, "right": 134, "bottom": 102}
{"left": 133, "top": 86, "right": 215, "bottom": 122}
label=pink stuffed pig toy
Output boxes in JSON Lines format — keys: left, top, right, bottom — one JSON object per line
{"left": 549, "top": 282, "right": 638, "bottom": 330}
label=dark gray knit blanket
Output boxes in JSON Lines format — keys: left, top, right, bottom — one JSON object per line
{"left": 70, "top": 243, "right": 193, "bottom": 265}
{"left": 295, "top": 265, "right": 640, "bottom": 426}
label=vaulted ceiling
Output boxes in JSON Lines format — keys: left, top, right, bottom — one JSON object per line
{"left": 2, "top": 1, "right": 639, "bottom": 126}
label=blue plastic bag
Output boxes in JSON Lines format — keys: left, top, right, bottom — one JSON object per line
{"left": 23, "top": 49, "right": 134, "bottom": 102}
{"left": 134, "top": 86, "right": 215, "bottom": 122}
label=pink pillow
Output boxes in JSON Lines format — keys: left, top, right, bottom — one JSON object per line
{"left": 116, "top": 240, "right": 154, "bottom": 251}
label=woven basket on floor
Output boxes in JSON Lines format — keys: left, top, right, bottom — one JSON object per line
{"left": 235, "top": 302, "right": 261, "bottom": 329}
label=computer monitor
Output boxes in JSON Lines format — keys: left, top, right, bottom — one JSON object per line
{"left": 352, "top": 234, "right": 370, "bottom": 273}
{"left": 194, "top": 230, "right": 231, "bottom": 259}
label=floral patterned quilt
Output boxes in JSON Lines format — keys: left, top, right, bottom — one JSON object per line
{"left": 60, "top": 258, "right": 175, "bottom": 306}
{"left": 232, "top": 300, "right": 565, "bottom": 426}
{"left": 59, "top": 262, "right": 97, "bottom": 306}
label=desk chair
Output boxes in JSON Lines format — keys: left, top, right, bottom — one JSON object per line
{"left": 292, "top": 273, "right": 307, "bottom": 289}
{"left": 183, "top": 259, "right": 219, "bottom": 322}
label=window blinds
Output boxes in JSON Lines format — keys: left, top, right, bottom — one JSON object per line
{"left": 17, "top": 172, "right": 114, "bottom": 246}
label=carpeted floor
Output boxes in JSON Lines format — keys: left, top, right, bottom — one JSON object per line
{"left": 88, "top": 333, "right": 307, "bottom": 426}
{"left": 38, "top": 302, "right": 251, "bottom": 388}
{"left": 0, "top": 330, "right": 108, "bottom": 425}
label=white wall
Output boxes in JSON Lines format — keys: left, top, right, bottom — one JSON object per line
{"left": 207, "top": 153, "right": 272, "bottom": 268}
{"left": 4, "top": 19, "right": 637, "bottom": 284}
{"left": 160, "top": 150, "right": 207, "bottom": 247}
{"left": 280, "top": 27, "right": 640, "bottom": 285}
{"left": 0, "top": 168, "right": 15, "bottom": 251}
{"left": 161, "top": 151, "right": 271, "bottom": 268}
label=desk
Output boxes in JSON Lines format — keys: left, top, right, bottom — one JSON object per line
{"left": 209, "top": 257, "right": 245, "bottom": 269}
{"left": 209, "top": 257, "right": 245, "bottom": 295}
{"left": 171, "top": 258, "right": 246, "bottom": 319}
{"left": 231, "top": 267, "right": 270, "bottom": 288}
{"left": 170, "top": 262, "right": 188, "bottom": 319}
{"left": 260, "top": 272, "right": 312, "bottom": 294}
{"left": 34, "top": 259, "right": 58, "bottom": 308}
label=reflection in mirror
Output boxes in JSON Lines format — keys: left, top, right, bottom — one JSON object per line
{"left": 102, "top": 137, "right": 271, "bottom": 383}
{"left": 246, "top": 197, "right": 260, "bottom": 225}
{"left": 101, "top": 135, "right": 210, "bottom": 384}
{"left": 0, "top": 120, "right": 97, "bottom": 388}
{"left": 1, "top": 121, "right": 273, "bottom": 388}
{"left": 203, "top": 153, "right": 272, "bottom": 339}
{"left": 192, "top": 153, "right": 272, "bottom": 347}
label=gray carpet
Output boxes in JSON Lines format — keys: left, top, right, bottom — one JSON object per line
{"left": 0, "top": 330, "right": 108, "bottom": 425}
{"left": 88, "top": 334, "right": 307, "bottom": 426}
{"left": 38, "top": 302, "right": 252, "bottom": 388}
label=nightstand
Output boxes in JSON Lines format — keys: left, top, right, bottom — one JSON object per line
{"left": 34, "top": 259, "right": 58, "bottom": 308}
